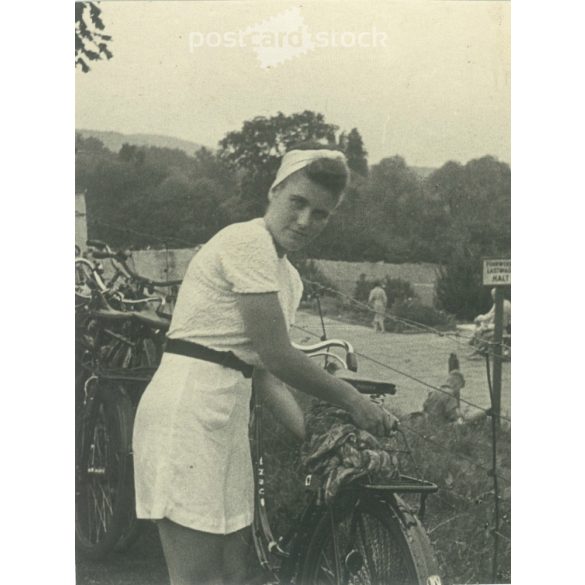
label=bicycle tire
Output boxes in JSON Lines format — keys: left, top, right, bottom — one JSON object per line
{"left": 75, "top": 383, "right": 135, "bottom": 560}
{"left": 113, "top": 334, "right": 159, "bottom": 552}
{"left": 300, "top": 492, "right": 441, "bottom": 585}
{"left": 113, "top": 437, "right": 142, "bottom": 554}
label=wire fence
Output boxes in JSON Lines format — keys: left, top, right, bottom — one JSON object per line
{"left": 292, "top": 320, "right": 511, "bottom": 424}
{"left": 79, "top": 218, "right": 511, "bottom": 582}
{"left": 294, "top": 280, "right": 510, "bottom": 582}
{"left": 301, "top": 276, "right": 510, "bottom": 356}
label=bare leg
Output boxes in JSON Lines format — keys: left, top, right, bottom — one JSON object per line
{"left": 157, "top": 518, "right": 223, "bottom": 585}
{"left": 222, "top": 526, "right": 253, "bottom": 585}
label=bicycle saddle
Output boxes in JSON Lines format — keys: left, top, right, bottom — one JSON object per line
{"left": 340, "top": 377, "right": 396, "bottom": 395}
{"left": 131, "top": 309, "right": 171, "bottom": 331}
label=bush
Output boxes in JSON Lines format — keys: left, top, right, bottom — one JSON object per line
{"left": 435, "top": 249, "right": 492, "bottom": 321}
{"left": 353, "top": 274, "right": 371, "bottom": 303}
{"left": 390, "top": 298, "right": 455, "bottom": 331}
{"left": 353, "top": 275, "right": 415, "bottom": 306}
{"left": 383, "top": 276, "right": 416, "bottom": 306}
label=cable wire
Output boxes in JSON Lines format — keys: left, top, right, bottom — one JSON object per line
{"left": 398, "top": 422, "right": 510, "bottom": 484}
{"left": 302, "top": 277, "right": 510, "bottom": 354}
{"left": 291, "top": 322, "right": 511, "bottom": 424}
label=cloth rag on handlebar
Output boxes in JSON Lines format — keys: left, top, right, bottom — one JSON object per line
{"left": 301, "top": 401, "right": 401, "bottom": 504}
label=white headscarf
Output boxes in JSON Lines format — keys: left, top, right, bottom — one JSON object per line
{"left": 269, "top": 149, "right": 348, "bottom": 198}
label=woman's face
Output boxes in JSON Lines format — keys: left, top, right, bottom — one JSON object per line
{"left": 264, "top": 171, "right": 338, "bottom": 253}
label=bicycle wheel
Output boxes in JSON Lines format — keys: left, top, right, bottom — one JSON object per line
{"left": 113, "top": 337, "right": 157, "bottom": 552}
{"left": 300, "top": 492, "right": 441, "bottom": 585}
{"left": 75, "top": 383, "right": 135, "bottom": 559}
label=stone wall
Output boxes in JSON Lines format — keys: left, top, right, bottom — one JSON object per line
{"left": 107, "top": 249, "right": 440, "bottom": 306}
{"left": 311, "top": 259, "right": 440, "bottom": 305}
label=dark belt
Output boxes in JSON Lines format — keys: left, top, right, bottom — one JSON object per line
{"left": 164, "top": 338, "right": 254, "bottom": 379}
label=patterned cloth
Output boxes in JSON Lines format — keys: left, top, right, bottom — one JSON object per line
{"left": 301, "top": 402, "right": 401, "bottom": 503}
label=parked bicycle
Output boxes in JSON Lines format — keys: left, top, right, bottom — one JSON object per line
{"left": 250, "top": 339, "right": 441, "bottom": 585}
{"left": 75, "top": 243, "right": 175, "bottom": 559}
{"left": 75, "top": 243, "right": 442, "bottom": 583}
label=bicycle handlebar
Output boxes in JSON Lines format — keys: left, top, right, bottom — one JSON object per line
{"left": 86, "top": 241, "right": 183, "bottom": 287}
{"left": 86, "top": 239, "right": 108, "bottom": 250}
{"left": 292, "top": 339, "right": 358, "bottom": 372}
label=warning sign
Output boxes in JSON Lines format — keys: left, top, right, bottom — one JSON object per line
{"left": 483, "top": 258, "right": 511, "bottom": 286}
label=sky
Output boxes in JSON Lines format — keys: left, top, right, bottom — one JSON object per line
{"left": 76, "top": 0, "right": 510, "bottom": 168}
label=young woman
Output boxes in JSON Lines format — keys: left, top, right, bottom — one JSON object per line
{"left": 132, "top": 144, "right": 398, "bottom": 585}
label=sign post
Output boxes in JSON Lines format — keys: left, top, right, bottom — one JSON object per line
{"left": 482, "top": 259, "right": 511, "bottom": 427}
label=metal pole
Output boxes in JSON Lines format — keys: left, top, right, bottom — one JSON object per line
{"left": 492, "top": 287, "right": 504, "bottom": 428}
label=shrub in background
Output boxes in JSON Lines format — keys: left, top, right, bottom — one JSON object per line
{"left": 383, "top": 276, "right": 416, "bottom": 306}
{"left": 435, "top": 249, "right": 492, "bottom": 321}
{"left": 353, "top": 273, "right": 371, "bottom": 303}
{"left": 354, "top": 275, "right": 415, "bottom": 306}
{"left": 389, "top": 298, "right": 456, "bottom": 331}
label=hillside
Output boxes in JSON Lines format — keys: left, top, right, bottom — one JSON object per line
{"left": 76, "top": 129, "right": 205, "bottom": 156}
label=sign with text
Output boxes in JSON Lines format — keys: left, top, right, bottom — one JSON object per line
{"left": 483, "top": 258, "right": 511, "bottom": 286}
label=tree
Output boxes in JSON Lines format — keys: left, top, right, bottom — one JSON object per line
{"left": 191, "top": 147, "right": 237, "bottom": 195}
{"left": 425, "top": 156, "right": 511, "bottom": 258}
{"left": 119, "top": 143, "right": 145, "bottom": 165}
{"left": 343, "top": 128, "right": 369, "bottom": 177}
{"left": 358, "top": 156, "right": 425, "bottom": 261}
{"left": 75, "top": 2, "right": 113, "bottom": 73}
{"left": 435, "top": 247, "right": 492, "bottom": 320}
{"left": 219, "top": 110, "right": 338, "bottom": 171}
{"left": 218, "top": 111, "right": 339, "bottom": 216}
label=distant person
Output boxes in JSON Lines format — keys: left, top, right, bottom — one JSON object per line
{"left": 470, "top": 288, "right": 511, "bottom": 357}
{"left": 354, "top": 272, "right": 369, "bottom": 302}
{"left": 368, "top": 281, "right": 388, "bottom": 333}
{"left": 423, "top": 365, "right": 465, "bottom": 424}
{"left": 408, "top": 354, "right": 465, "bottom": 425}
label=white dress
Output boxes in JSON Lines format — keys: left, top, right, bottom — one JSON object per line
{"left": 133, "top": 218, "right": 303, "bottom": 534}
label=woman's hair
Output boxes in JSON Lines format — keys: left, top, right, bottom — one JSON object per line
{"left": 279, "top": 141, "right": 350, "bottom": 200}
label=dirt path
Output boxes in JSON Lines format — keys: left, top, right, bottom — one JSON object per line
{"left": 76, "top": 311, "right": 511, "bottom": 584}
{"left": 292, "top": 310, "right": 511, "bottom": 419}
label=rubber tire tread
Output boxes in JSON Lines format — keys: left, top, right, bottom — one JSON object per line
{"left": 75, "top": 384, "right": 134, "bottom": 560}
{"left": 300, "top": 492, "right": 440, "bottom": 585}
{"left": 113, "top": 336, "right": 158, "bottom": 552}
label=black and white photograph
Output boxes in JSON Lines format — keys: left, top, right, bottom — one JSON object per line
{"left": 73, "top": 1, "right": 515, "bottom": 583}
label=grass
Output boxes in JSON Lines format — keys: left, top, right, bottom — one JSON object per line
{"left": 262, "top": 390, "right": 511, "bottom": 585}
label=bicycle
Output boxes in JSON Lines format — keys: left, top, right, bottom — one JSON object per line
{"left": 75, "top": 246, "right": 442, "bottom": 580}
{"left": 250, "top": 338, "right": 442, "bottom": 585}
{"left": 75, "top": 245, "right": 175, "bottom": 559}
{"left": 86, "top": 239, "right": 181, "bottom": 316}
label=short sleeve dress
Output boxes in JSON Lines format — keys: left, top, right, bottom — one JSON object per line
{"left": 132, "top": 218, "right": 303, "bottom": 534}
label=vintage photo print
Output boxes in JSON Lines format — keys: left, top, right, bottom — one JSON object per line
{"left": 74, "top": 2, "right": 512, "bottom": 584}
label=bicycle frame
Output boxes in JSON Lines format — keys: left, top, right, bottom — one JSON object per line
{"left": 249, "top": 348, "right": 439, "bottom": 585}
{"left": 250, "top": 382, "right": 324, "bottom": 584}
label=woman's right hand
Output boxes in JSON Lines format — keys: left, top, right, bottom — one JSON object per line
{"left": 348, "top": 394, "right": 398, "bottom": 436}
